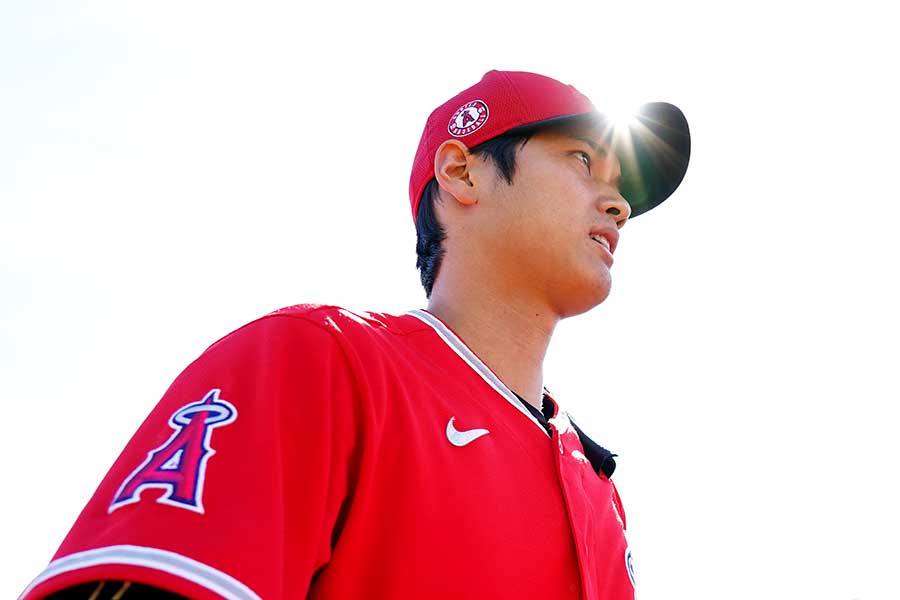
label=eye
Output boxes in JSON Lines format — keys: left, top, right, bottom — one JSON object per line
{"left": 575, "top": 151, "right": 592, "bottom": 173}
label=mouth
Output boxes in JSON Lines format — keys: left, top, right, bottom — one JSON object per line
{"left": 590, "top": 233, "right": 612, "bottom": 252}
{"left": 589, "top": 226, "right": 619, "bottom": 255}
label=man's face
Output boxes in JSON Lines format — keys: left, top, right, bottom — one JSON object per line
{"left": 477, "top": 124, "right": 631, "bottom": 317}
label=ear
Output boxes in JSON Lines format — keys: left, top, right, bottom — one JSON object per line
{"left": 434, "top": 140, "right": 479, "bottom": 207}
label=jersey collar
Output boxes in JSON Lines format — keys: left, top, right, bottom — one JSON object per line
{"left": 406, "top": 309, "right": 550, "bottom": 438}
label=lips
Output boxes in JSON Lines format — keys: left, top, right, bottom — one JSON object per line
{"left": 589, "top": 225, "right": 619, "bottom": 255}
{"left": 590, "top": 233, "right": 612, "bottom": 251}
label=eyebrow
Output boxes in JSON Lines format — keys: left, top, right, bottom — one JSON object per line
{"left": 573, "top": 136, "right": 610, "bottom": 158}
{"left": 572, "top": 135, "right": 622, "bottom": 188}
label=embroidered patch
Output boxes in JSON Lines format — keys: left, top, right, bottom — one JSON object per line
{"left": 109, "top": 389, "right": 237, "bottom": 514}
{"left": 625, "top": 547, "right": 635, "bottom": 588}
{"left": 448, "top": 100, "right": 489, "bottom": 137}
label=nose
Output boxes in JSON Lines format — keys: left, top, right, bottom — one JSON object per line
{"left": 599, "top": 192, "right": 632, "bottom": 228}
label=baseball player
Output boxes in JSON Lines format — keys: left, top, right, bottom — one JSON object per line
{"left": 21, "top": 70, "right": 690, "bottom": 600}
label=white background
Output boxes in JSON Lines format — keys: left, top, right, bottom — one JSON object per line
{"left": 2, "top": 1, "right": 898, "bottom": 599}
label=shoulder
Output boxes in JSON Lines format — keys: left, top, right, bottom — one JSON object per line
{"left": 191, "top": 304, "right": 429, "bottom": 377}
{"left": 266, "top": 303, "right": 422, "bottom": 335}
{"left": 197, "top": 304, "right": 369, "bottom": 357}
{"left": 148, "top": 305, "right": 393, "bottom": 422}
{"left": 228, "top": 304, "right": 426, "bottom": 349}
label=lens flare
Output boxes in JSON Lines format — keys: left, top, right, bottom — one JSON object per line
{"left": 601, "top": 101, "right": 641, "bottom": 131}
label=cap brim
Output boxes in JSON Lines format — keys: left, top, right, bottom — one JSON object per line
{"left": 613, "top": 102, "right": 691, "bottom": 217}
{"left": 508, "top": 103, "right": 691, "bottom": 218}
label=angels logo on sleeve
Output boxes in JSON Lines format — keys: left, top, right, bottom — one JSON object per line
{"left": 109, "top": 388, "right": 237, "bottom": 514}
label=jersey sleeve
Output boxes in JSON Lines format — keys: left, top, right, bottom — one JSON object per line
{"left": 20, "top": 314, "right": 364, "bottom": 600}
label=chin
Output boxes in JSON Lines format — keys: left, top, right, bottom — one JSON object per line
{"left": 557, "top": 277, "right": 612, "bottom": 318}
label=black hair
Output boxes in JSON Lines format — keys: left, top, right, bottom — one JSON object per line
{"left": 414, "top": 128, "right": 537, "bottom": 297}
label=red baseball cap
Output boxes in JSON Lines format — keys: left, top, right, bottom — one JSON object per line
{"left": 408, "top": 70, "right": 691, "bottom": 222}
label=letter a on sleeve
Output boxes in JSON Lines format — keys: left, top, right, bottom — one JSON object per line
{"left": 19, "top": 314, "right": 363, "bottom": 600}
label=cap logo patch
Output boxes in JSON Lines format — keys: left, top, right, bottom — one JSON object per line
{"left": 448, "top": 100, "right": 489, "bottom": 137}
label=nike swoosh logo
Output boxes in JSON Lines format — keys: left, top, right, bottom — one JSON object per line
{"left": 446, "top": 417, "right": 490, "bottom": 447}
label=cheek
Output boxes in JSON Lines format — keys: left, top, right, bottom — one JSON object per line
{"left": 512, "top": 167, "right": 584, "bottom": 219}
{"left": 493, "top": 159, "right": 596, "bottom": 250}
{"left": 526, "top": 178, "right": 594, "bottom": 239}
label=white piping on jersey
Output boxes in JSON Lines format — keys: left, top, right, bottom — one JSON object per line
{"left": 19, "top": 544, "right": 260, "bottom": 600}
{"left": 406, "top": 309, "right": 550, "bottom": 437}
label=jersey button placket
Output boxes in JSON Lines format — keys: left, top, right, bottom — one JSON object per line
{"left": 549, "top": 410, "right": 598, "bottom": 600}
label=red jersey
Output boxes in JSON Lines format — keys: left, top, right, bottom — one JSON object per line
{"left": 21, "top": 305, "right": 634, "bottom": 599}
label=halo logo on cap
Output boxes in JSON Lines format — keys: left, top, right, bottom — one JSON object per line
{"left": 448, "top": 100, "right": 489, "bottom": 137}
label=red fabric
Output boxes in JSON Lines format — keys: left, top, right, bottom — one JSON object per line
{"left": 21, "top": 305, "right": 633, "bottom": 600}
{"left": 409, "top": 70, "right": 596, "bottom": 221}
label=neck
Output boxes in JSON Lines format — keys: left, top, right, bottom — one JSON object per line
{"left": 427, "top": 273, "right": 558, "bottom": 411}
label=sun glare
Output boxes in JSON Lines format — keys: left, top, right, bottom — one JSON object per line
{"left": 597, "top": 96, "right": 642, "bottom": 131}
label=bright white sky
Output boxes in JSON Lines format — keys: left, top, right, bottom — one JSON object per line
{"left": 2, "top": 2, "right": 898, "bottom": 599}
